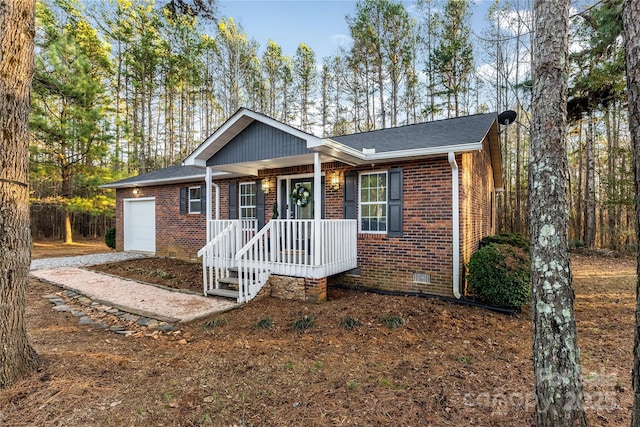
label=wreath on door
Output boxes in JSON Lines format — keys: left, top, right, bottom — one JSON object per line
{"left": 290, "top": 184, "right": 311, "bottom": 207}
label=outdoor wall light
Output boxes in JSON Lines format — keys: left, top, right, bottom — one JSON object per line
{"left": 261, "top": 179, "right": 270, "bottom": 194}
{"left": 132, "top": 187, "right": 139, "bottom": 195}
{"left": 330, "top": 171, "right": 341, "bottom": 190}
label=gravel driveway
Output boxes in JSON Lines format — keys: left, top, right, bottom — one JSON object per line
{"left": 30, "top": 251, "right": 151, "bottom": 270}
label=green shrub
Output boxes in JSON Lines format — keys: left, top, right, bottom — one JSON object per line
{"left": 467, "top": 243, "right": 530, "bottom": 308}
{"left": 380, "top": 315, "right": 404, "bottom": 329}
{"left": 341, "top": 317, "right": 362, "bottom": 330}
{"left": 291, "top": 316, "right": 315, "bottom": 332}
{"left": 255, "top": 317, "right": 273, "bottom": 330}
{"left": 105, "top": 227, "right": 116, "bottom": 249}
{"left": 479, "top": 233, "right": 530, "bottom": 252}
{"left": 202, "top": 317, "right": 227, "bottom": 331}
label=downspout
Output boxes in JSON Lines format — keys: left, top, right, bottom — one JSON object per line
{"left": 448, "top": 152, "right": 461, "bottom": 299}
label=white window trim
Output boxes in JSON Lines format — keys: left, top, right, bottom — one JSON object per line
{"left": 239, "top": 181, "right": 256, "bottom": 220}
{"left": 358, "top": 170, "right": 388, "bottom": 234}
{"left": 188, "top": 186, "right": 201, "bottom": 214}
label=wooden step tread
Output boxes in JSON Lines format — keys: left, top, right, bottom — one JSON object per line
{"left": 218, "top": 276, "right": 239, "bottom": 291}
{"left": 206, "top": 288, "right": 238, "bottom": 299}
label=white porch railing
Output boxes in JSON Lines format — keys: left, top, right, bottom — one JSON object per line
{"left": 200, "top": 219, "right": 358, "bottom": 303}
{"left": 207, "top": 219, "right": 257, "bottom": 245}
{"left": 235, "top": 219, "right": 358, "bottom": 302}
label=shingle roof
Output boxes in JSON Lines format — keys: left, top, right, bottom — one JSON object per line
{"left": 330, "top": 113, "right": 496, "bottom": 153}
{"left": 100, "top": 165, "right": 206, "bottom": 188}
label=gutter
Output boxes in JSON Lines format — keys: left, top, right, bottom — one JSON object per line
{"left": 99, "top": 174, "right": 206, "bottom": 189}
{"left": 316, "top": 138, "right": 483, "bottom": 165}
{"left": 448, "top": 152, "right": 461, "bottom": 299}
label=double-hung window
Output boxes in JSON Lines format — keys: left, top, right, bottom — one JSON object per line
{"left": 359, "top": 171, "right": 387, "bottom": 233}
{"left": 188, "top": 186, "right": 201, "bottom": 214}
{"left": 239, "top": 182, "right": 256, "bottom": 219}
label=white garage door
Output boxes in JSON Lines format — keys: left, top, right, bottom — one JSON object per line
{"left": 124, "top": 198, "right": 156, "bottom": 252}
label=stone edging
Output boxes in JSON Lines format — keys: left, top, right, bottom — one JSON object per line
{"left": 40, "top": 286, "right": 180, "bottom": 337}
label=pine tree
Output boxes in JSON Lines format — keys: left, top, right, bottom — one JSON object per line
{"left": 529, "top": 0, "right": 587, "bottom": 424}
{"left": 431, "top": 0, "right": 474, "bottom": 118}
{"left": 31, "top": 0, "right": 112, "bottom": 244}
{"left": 293, "top": 43, "right": 317, "bottom": 132}
{"left": 623, "top": 0, "right": 640, "bottom": 423}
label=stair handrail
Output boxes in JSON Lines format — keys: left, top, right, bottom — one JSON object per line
{"left": 198, "top": 221, "right": 238, "bottom": 296}
{"left": 235, "top": 221, "right": 274, "bottom": 302}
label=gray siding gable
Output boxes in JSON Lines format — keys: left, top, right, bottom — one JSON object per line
{"left": 206, "top": 120, "right": 311, "bottom": 166}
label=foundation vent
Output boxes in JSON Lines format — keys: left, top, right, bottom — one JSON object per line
{"left": 413, "top": 272, "right": 431, "bottom": 284}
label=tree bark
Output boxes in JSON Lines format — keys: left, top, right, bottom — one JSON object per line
{"left": 623, "top": 0, "right": 640, "bottom": 424}
{"left": 529, "top": 0, "right": 587, "bottom": 425}
{"left": 0, "top": 0, "right": 39, "bottom": 389}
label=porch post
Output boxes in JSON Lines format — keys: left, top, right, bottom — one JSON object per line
{"left": 206, "top": 166, "right": 212, "bottom": 242}
{"left": 313, "top": 152, "right": 322, "bottom": 265}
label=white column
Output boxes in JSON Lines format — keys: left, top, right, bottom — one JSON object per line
{"left": 313, "top": 152, "right": 322, "bottom": 265}
{"left": 206, "top": 167, "right": 212, "bottom": 242}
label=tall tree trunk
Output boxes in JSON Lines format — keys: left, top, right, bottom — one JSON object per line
{"left": 623, "top": 0, "right": 640, "bottom": 424}
{"left": 529, "top": 0, "right": 587, "bottom": 425}
{"left": 515, "top": 107, "right": 522, "bottom": 234}
{"left": 61, "top": 160, "right": 73, "bottom": 244}
{"left": 576, "top": 124, "right": 584, "bottom": 240}
{"left": 0, "top": 0, "right": 39, "bottom": 389}
{"left": 584, "top": 115, "right": 596, "bottom": 248}
{"left": 64, "top": 211, "right": 73, "bottom": 245}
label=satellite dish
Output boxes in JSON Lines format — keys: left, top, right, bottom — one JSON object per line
{"left": 498, "top": 110, "right": 517, "bottom": 126}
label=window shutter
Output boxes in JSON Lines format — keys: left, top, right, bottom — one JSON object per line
{"left": 387, "top": 168, "right": 403, "bottom": 237}
{"left": 343, "top": 171, "right": 357, "bottom": 219}
{"left": 256, "top": 179, "right": 265, "bottom": 229}
{"left": 228, "top": 182, "right": 238, "bottom": 219}
{"left": 179, "top": 187, "right": 187, "bottom": 215}
{"left": 200, "top": 185, "right": 207, "bottom": 215}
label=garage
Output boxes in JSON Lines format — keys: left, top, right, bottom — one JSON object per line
{"left": 123, "top": 198, "right": 156, "bottom": 252}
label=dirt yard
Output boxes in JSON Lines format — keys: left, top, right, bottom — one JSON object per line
{"left": 1, "top": 240, "right": 635, "bottom": 426}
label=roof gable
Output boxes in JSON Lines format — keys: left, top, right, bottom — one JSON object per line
{"left": 184, "top": 108, "right": 322, "bottom": 167}
{"left": 207, "top": 120, "right": 311, "bottom": 167}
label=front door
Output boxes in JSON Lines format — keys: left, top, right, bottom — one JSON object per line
{"left": 289, "top": 178, "right": 314, "bottom": 219}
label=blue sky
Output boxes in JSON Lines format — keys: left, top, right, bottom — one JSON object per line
{"left": 218, "top": 0, "right": 495, "bottom": 60}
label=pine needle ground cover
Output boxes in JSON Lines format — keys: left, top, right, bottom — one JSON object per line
{"left": 2, "top": 242, "right": 633, "bottom": 425}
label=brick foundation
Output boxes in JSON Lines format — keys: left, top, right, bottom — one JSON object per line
{"left": 304, "top": 277, "right": 327, "bottom": 303}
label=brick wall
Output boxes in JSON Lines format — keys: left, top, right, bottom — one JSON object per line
{"left": 460, "top": 137, "right": 496, "bottom": 294}
{"left": 333, "top": 158, "right": 456, "bottom": 297}
{"left": 115, "top": 183, "right": 207, "bottom": 260}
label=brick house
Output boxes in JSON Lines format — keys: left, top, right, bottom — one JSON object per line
{"left": 103, "top": 108, "right": 502, "bottom": 303}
